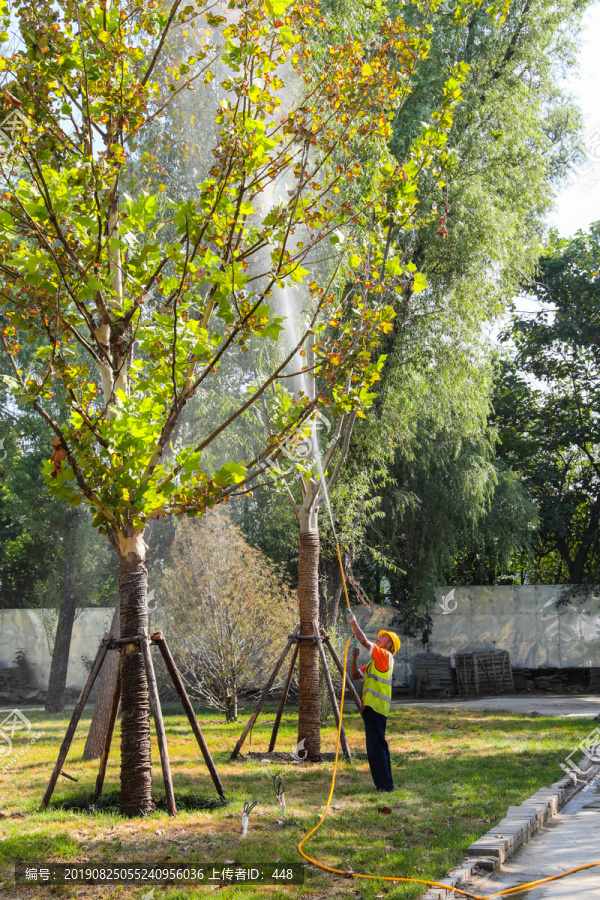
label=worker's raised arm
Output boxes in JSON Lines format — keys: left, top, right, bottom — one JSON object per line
{"left": 346, "top": 608, "right": 371, "bottom": 649}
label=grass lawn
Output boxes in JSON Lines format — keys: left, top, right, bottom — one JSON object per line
{"left": 0, "top": 702, "right": 590, "bottom": 900}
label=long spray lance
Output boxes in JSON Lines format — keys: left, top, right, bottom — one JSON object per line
{"left": 336, "top": 542, "right": 351, "bottom": 612}
{"left": 336, "top": 541, "right": 359, "bottom": 653}
{"left": 312, "top": 414, "right": 350, "bottom": 616}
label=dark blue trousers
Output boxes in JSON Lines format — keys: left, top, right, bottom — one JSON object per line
{"left": 362, "top": 705, "right": 394, "bottom": 792}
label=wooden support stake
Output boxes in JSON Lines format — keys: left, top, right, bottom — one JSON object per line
{"left": 154, "top": 632, "right": 225, "bottom": 800}
{"left": 95, "top": 663, "right": 122, "bottom": 797}
{"left": 40, "top": 638, "right": 109, "bottom": 810}
{"left": 268, "top": 641, "right": 299, "bottom": 753}
{"left": 321, "top": 630, "right": 363, "bottom": 714}
{"left": 230, "top": 625, "right": 300, "bottom": 760}
{"left": 313, "top": 621, "right": 351, "bottom": 760}
{"left": 139, "top": 630, "right": 176, "bottom": 817}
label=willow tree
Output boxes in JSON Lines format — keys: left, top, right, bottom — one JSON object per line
{"left": 0, "top": 0, "right": 425, "bottom": 812}
{"left": 255, "top": 0, "right": 518, "bottom": 757}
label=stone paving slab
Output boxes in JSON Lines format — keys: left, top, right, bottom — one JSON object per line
{"left": 419, "top": 768, "right": 599, "bottom": 899}
{"left": 459, "top": 775, "right": 600, "bottom": 899}
{"left": 465, "top": 775, "right": 575, "bottom": 866}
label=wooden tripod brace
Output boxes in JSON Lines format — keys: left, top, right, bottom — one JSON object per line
{"left": 40, "top": 630, "right": 225, "bottom": 815}
{"left": 230, "top": 622, "right": 363, "bottom": 761}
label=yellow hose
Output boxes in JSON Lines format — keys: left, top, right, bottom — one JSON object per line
{"left": 297, "top": 547, "right": 600, "bottom": 898}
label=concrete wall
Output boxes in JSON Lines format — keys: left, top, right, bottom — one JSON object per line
{"left": 0, "top": 608, "right": 114, "bottom": 690}
{"left": 352, "top": 585, "right": 600, "bottom": 688}
{"left": 3, "top": 585, "right": 600, "bottom": 692}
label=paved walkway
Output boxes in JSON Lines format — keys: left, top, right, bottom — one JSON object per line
{"left": 394, "top": 694, "right": 600, "bottom": 718}
{"left": 461, "top": 775, "right": 600, "bottom": 899}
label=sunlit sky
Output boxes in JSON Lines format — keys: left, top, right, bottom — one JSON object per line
{"left": 548, "top": 4, "right": 600, "bottom": 237}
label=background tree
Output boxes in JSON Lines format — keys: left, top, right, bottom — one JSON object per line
{"left": 448, "top": 463, "right": 536, "bottom": 586}
{"left": 0, "top": 387, "right": 116, "bottom": 710}
{"left": 0, "top": 394, "right": 116, "bottom": 611}
{"left": 495, "top": 222, "right": 600, "bottom": 585}
{"left": 157, "top": 511, "right": 295, "bottom": 721}
{"left": 316, "top": 0, "right": 588, "bottom": 619}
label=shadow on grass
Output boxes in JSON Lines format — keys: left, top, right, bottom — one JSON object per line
{"left": 47, "top": 789, "right": 228, "bottom": 815}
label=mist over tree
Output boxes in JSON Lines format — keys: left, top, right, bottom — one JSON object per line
{"left": 109, "top": 0, "right": 495, "bottom": 760}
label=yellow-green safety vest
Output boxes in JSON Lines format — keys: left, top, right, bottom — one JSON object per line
{"left": 363, "top": 651, "right": 394, "bottom": 717}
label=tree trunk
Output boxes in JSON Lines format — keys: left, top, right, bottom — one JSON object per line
{"left": 297, "top": 529, "right": 321, "bottom": 761}
{"left": 568, "top": 503, "right": 600, "bottom": 583}
{"left": 225, "top": 690, "right": 237, "bottom": 723}
{"left": 118, "top": 532, "right": 153, "bottom": 816}
{"left": 45, "top": 509, "right": 78, "bottom": 714}
{"left": 83, "top": 604, "right": 120, "bottom": 760}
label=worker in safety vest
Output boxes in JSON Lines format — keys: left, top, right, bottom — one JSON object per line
{"left": 347, "top": 609, "right": 401, "bottom": 792}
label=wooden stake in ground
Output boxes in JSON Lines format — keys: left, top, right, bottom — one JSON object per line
{"left": 268, "top": 641, "right": 299, "bottom": 753}
{"left": 95, "top": 663, "right": 122, "bottom": 797}
{"left": 139, "top": 630, "right": 176, "bottom": 817}
{"left": 313, "top": 620, "right": 351, "bottom": 760}
{"left": 40, "top": 638, "right": 110, "bottom": 810}
{"left": 154, "top": 632, "right": 225, "bottom": 800}
{"left": 84, "top": 605, "right": 120, "bottom": 760}
{"left": 321, "top": 629, "right": 364, "bottom": 714}
{"left": 230, "top": 626, "right": 300, "bottom": 760}
{"left": 41, "top": 629, "right": 226, "bottom": 811}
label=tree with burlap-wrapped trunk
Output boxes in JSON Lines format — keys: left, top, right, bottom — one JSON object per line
{"left": 298, "top": 530, "right": 321, "bottom": 759}
{"left": 0, "top": 0, "right": 441, "bottom": 813}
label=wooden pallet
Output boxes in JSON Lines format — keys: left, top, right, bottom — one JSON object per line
{"left": 455, "top": 650, "right": 514, "bottom": 697}
{"left": 588, "top": 668, "right": 600, "bottom": 692}
{"left": 414, "top": 653, "right": 454, "bottom": 697}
